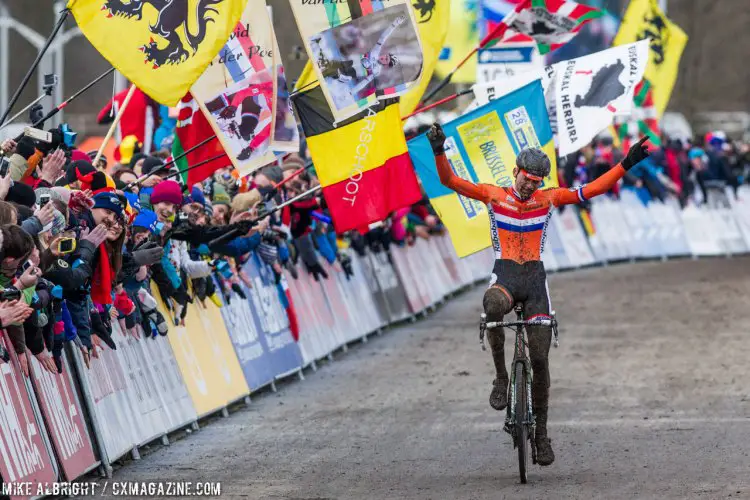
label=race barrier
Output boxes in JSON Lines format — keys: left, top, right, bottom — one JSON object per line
{"left": 3, "top": 188, "right": 750, "bottom": 496}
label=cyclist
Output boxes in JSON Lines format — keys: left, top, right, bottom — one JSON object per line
{"left": 427, "top": 123, "right": 649, "bottom": 466}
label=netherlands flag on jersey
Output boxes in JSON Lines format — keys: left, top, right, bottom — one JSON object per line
{"left": 492, "top": 203, "right": 549, "bottom": 233}
{"left": 221, "top": 23, "right": 268, "bottom": 84}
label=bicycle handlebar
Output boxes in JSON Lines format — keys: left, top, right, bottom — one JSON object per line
{"left": 485, "top": 318, "right": 555, "bottom": 329}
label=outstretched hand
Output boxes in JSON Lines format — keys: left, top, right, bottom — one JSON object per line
{"left": 427, "top": 123, "right": 446, "bottom": 156}
{"left": 622, "top": 136, "right": 650, "bottom": 171}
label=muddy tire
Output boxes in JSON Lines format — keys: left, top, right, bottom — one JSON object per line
{"left": 514, "top": 361, "right": 528, "bottom": 484}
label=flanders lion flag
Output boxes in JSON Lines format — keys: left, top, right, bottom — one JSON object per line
{"left": 613, "top": 0, "right": 687, "bottom": 116}
{"left": 69, "top": 0, "right": 245, "bottom": 106}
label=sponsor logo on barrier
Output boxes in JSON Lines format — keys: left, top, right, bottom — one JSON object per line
{"left": 0, "top": 363, "right": 45, "bottom": 481}
{"left": 32, "top": 359, "right": 85, "bottom": 460}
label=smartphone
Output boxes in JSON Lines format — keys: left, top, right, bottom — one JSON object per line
{"left": 24, "top": 127, "right": 52, "bottom": 143}
{"left": 22, "top": 260, "right": 32, "bottom": 272}
{"left": 0, "top": 157, "right": 9, "bottom": 178}
{"left": 57, "top": 237, "right": 76, "bottom": 255}
{"left": 39, "top": 193, "right": 51, "bottom": 208}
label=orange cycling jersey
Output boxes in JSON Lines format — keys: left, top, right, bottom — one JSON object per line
{"left": 436, "top": 154, "right": 626, "bottom": 264}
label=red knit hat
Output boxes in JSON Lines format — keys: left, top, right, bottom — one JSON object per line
{"left": 150, "top": 180, "right": 183, "bottom": 206}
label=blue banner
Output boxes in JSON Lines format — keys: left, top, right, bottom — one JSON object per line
{"left": 218, "top": 252, "right": 303, "bottom": 390}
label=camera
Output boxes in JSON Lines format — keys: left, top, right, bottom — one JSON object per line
{"left": 39, "top": 193, "right": 51, "bottom": 208}
{"left": 0, "top": 287, "right": 22, "bottom": 302}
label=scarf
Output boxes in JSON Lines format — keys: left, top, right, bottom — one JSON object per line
{"left": 91, "top": 243, "right": 113, "bottom": 305}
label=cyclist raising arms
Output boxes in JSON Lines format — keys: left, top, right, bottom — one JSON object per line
{"left": 427, "top": 123, "right": 649, "bottom": 466}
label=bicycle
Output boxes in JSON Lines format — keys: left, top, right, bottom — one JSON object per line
{"left": 479, "top": 305, "right": 559, "bottom": 484}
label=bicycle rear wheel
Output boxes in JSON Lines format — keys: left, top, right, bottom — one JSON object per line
{"left": 514, "top": 361, "right": 528, "bottom": 484}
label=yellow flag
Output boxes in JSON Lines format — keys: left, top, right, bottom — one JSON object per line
{"left": 613, "top": 0, "right": 687, "bottom": 116}
{"left": 294, "top": 61, "right": 320, "bottom": 93}
{"left": 69, "top": 0, "right": 245, "bottom": 106}
{"left": 399, "top": 0, "right": 451, "bottom": 116}
{"left": 433, "top": 0, "right": 478, "bottom": 84}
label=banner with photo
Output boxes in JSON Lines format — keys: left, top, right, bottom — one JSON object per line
{"left": 408, "top": 80, "right": 557, "bottom": 257}
{"left": 289, "top": 0, "right": 423, "bottom": 123}
{"left": 190, "top": 0, "right": 295, "bottom": 175}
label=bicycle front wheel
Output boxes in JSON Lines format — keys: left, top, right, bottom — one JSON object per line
{"left": 514, "top": 361, "right": 528, "bottom": 484}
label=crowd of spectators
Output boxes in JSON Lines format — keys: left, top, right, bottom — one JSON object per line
{"left": 559, "top": 132, "right": 750, "bottom": 208}
{"left": 0, "top": 122, "right": 447, "bottom": 377}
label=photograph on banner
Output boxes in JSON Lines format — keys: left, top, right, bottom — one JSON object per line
{"left": 476, "top": 42, "right": 543, "bottom": 85}
{"left": 408, "top": 80, "right": 556, "bottom": 257}
{"left": 272, "top": 65, "right": 301, "bottom": 152}
{"left": 190, "top": 0, "right": 279, "bottom": 175}
{"left": 310, "top": 5, "right": 422, "bottom": 114}
{"left": 549, "top": 40, "right": 649, "bottom": 155}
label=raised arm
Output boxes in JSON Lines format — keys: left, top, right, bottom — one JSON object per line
{"left": 549, "top": 136, "right": 651, "bottom": 207}
{"left": 428, "top": 124, "right": 491, "bottom": 204}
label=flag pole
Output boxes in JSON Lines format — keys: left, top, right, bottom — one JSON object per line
{"left": 0, "top": 8, "right": 71, "bottom": 126}
{"left": 124, "top": 134, "right": 219, "bottom": 189}
{"left": 92, "top": 84, "right": 137, "bottom": 166}
{"left": 11, "top": 68, "right": 116, "bottom": 141}
{"left": 162, "top": 152, "right": 227, "bottom": 182}
{"left": 419, "top": 10, "right": 518, "bottom": 106}
{"left": 402, "top": 88, "right": 474, "bottom": 121}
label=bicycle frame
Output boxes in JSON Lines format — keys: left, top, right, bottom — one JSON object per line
{"left": 479, "top": 307, "right": 559, "bottom": 466}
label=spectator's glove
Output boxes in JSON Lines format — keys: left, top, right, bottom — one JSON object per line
{"left": 427, "top": 123, "right": 447, "bottom": 155}
{"left": 230, "top": 283, "right": 247, "bottom": 300}
{"left": 621, "top": 136, "right": 650, "bottom": 171}
{"left": 132, "top": 241, "right": 163, "bottom": 266}
{"left": 137, "top": 289, "right": 168, "bottom": 336}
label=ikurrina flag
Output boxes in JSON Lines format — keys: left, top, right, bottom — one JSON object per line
{"left": 173, "top": 93, "right": 231, "bottom": 186}
{"left": 289, "top": 0, "right": 424, "bottom": 123}
{"left": 398, "top": 0, "right": 450, "bottom": 116}
{"left": 69, "top": 0, "right": 245, "bottom": 105}
{"left": 407, "top": 80, "right": 557, "bottom": 257}
{"left": 292, "top": 86, "right": 421, "bottom": 234}
{"left": 481, "top": 0, "right": 603, "bottom": 55}
{"left": 613, "top": 0, "right": 687, "bottom": 116}
{"left": 546, "top": 41, "right": 649, "bottom": 156}
{"left": 189, "top": 0, "right": 294, "bottom": 176}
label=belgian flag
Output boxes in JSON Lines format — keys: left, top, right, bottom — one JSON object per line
{"left": 292, "top": 82, "right": 421, "bottom": 233}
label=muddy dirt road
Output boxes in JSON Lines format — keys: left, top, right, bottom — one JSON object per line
{"left": 109, "top": 257, "right": 750, "bottom": 499}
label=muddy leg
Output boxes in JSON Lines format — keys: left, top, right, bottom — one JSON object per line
{"left": 483, "top": 287, "right": 513, "bottom": 410}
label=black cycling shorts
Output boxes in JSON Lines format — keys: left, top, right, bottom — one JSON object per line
{"left": 489, "top": 259, "right": 551, "bottom": 319}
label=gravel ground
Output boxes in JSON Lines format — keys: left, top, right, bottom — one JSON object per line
{"left": 99, "top": 257, "right": 750, "bottom": 499}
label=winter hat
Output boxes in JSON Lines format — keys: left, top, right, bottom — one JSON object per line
{"left": 50, "top": 187, "right": 71, "bottom": 207}
{"left": 129, "top": 152, "right": 147, "bottom": 171}
{"left": 92, "top": 192, "right": 125, "bottom": 217}
{"left": 86, "top": 150, "right": 107, "bottom": 168}
{"left": 259, "top": 165, "right": 284, "bottom": 184}
{"left": 133, "top": 209, "right": 159, "bottom": 233}
{"left": 281, "top": 153, "right": 305, "bottom": 172}
{"left": 231, "top": 189, "right": 261, "bottom": 213}
{"left": 79, "top": 170, "right": 117, "bottom": 195}
{"left": 65, "top": 160, "right": 97, "bottom": 186}
{"left": 203, "top": 199, "right": 214, "bottom": 217}
{"left": 42, "top": 209, "right": 67, "bottom": 236}
{"left": 123, "top": 192, "right": 142, "bottom": 213}
{"left": 150, "top": 180, "right": 183, "bottom": 206}
{"left": 70, "top": 149, "right": 90, "bottom": 163}
{"left": 119, "top": 135, "right": 142, "bottom": 166}
{"left": 6, "top": 182, "right": 36, "bottom": 207}
{"left": 211, "top": 184, "right": 231, "bottom": 207}
{"left": 141, "top": 156, "right": 166, "bottom": 177}
{"left": 688, "top": 147, "right": 705, "bottom": 160}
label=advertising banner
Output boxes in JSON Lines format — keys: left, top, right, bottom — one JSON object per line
{"left": 477, "top": 43, "right": 541, "bottom": 84}
{"left": 158, "top": 288, "right": 249, "bottom": 417}
{"left": 0, "top": 334, "right": 57, "bottom": 496}
{"left": 220, "top": 253, "right": 303, "bottom": 390}
{"left": 28, "top": 353, "right": 96, "bottom": 481}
